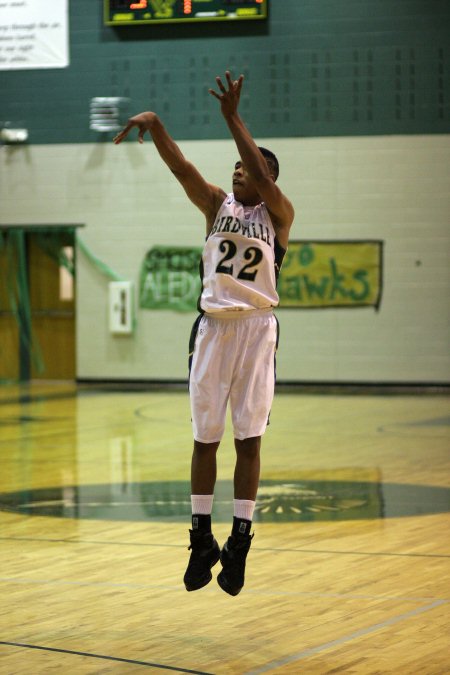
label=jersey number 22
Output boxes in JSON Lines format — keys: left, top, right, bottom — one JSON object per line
{"left": 215, "top": 240, "right": 263, "bottom": 282}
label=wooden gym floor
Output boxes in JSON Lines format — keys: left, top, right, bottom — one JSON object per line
{"left": 0, "top": 382, "right": 449, "bottom": 674}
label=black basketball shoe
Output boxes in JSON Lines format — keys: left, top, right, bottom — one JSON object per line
{"left": 183, "top": 530, "right": 220, "bottom": 592}
{"left": 217, "top": 533, "right": 254, "bottom": 596}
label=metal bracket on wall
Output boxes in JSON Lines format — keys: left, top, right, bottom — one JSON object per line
{"left": 89, "top": 97, "right": 130, "bottom": 133}
{"left": 0, "top": 122, "right": 28, "bottom": 144}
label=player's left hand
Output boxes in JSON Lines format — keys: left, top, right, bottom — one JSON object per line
{"left": 209, "top": 70, "right": 244, "bottom": 118}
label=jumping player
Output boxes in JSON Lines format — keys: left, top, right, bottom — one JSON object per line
{"left": 113, "top": 71, "right": 294, "bottom": 595}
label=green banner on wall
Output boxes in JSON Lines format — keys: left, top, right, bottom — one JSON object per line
{"left": 139, "top": 240, "right": 383, "bottom": 312}
{"left": 139, "top": 246, "right": 203, "bottom": 312}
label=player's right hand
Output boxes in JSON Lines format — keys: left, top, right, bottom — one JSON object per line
{"left": 113, "top": 111, "right": 156, "bottom": 144}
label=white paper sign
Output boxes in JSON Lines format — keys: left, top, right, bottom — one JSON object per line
{"left": 0, "top": 0, "right": 68, "bottom": 70}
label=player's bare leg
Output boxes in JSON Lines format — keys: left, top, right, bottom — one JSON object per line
{"left": 233, "top": 436, "right": 261, "bottom": 500}
{"left": 217, "top": 436, "right": 260, "bottom": 596}
{"left": 191, "top": 440, "right": 220, "bottom": 494}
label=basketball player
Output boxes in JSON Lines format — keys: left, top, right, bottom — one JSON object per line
{"left": 114, "top": 71, "right": 294, "bottom": 595}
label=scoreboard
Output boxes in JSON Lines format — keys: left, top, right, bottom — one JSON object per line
{"left": 104, "top": 0, "right": 268, "bottom": 26}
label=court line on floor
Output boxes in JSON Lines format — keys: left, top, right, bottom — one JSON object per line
{"left": 244, "top": 599, "right": 448, "bottom": 674}
{"left": 0, "top": 576, "right": 446, "bottom": 605}
{"left": 0, "top": 535, "right": 449, "bottom": 558}
{"left": 0, "top": 641, "right": 213, "bottom": 674}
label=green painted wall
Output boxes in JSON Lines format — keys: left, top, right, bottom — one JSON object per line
{"left": 0, "top": 0, "right": 449, "bottom": 143}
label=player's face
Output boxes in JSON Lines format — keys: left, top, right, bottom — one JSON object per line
{"left": 232, "top": 161, "right": 261, "bottom": 205}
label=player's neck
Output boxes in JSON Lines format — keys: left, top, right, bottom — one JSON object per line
{"left": 235, "top": 193, "right": 261, "bottom": 207}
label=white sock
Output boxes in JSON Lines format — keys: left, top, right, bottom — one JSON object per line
{"left": 191, "top": 494, "right": 214, "bottom": 515}
{"left": 233, "top": 498, "right": 255, "bottom": 522}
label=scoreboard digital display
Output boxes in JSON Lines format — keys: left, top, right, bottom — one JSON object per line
{"left": 105, "top": 0, "right": 268, "bottom": 26}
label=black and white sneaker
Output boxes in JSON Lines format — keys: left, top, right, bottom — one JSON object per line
{"left": 217, "top": 533, "right": 253, "bottom": 596}
{"left": 183, "top": 530, "right": 220, "bottom": 591}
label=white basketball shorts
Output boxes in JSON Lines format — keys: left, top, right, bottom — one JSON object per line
{"left": 189, "top": 309, "right": 279, "bottom": 443}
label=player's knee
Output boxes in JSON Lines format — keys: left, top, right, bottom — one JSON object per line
{"left": 234, "top": 436, "right": 261, "bottom": 458}
{"left": 194, "top": 440, "right": 220, "bottom": 456}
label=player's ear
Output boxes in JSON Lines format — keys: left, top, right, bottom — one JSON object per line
{"left": 266, "top": 160, "right": 277, "bottom": 182}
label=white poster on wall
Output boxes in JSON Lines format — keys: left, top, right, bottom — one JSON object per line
{"left": 0, "top": 0, "right": 68, "bottom": 70}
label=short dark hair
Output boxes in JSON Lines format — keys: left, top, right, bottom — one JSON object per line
{"left": 258, "top": 146, "right": 279, "bottom": 180}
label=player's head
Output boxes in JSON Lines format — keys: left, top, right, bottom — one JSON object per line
{"left": 258, "top": 146, "right": 279, "bottom": 181}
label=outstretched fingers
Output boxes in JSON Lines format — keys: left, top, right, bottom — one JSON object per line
{"left": 209, "top": 71, "right": 244, "bottom": 101}
{"left": 208, "top": 87, "right": 222, "bottom": 101}
{"left": 226, "top": 70, "right": 244, "bottom": 91}
{"left": 208, "top": 75, "right": 226, "bottom": 100}
{"left": 216, "top": 75, "right": 227, "bottom": 93}
{"left": 113, "top": 122, "right": 134, "bottom": 145}
{"left": 235, "top": 74, "right": 244, "bottom": 96}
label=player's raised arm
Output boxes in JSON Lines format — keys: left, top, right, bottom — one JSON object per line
{"left": 114, "top": 112, "right": 225, "bottom": 229}
{"left": 209, "top": 72, "right": 294, "bottom": 247}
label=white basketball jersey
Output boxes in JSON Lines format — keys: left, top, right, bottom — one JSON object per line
{"left": 199, "top": 194, "right": 286, "bottom": 313}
